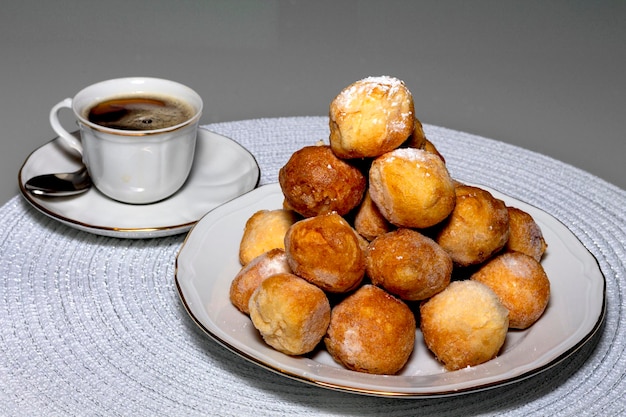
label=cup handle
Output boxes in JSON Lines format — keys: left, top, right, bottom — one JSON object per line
{"left": 49, "top": 98, "right": 84, "bottom": 156}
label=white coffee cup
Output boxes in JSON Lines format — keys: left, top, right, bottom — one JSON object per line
{"left": 50, "top": 77, "right": 203, "bottom": 204}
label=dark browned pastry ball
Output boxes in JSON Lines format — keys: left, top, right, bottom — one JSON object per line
{"left": 435, "top": 184, "right": 510, "bottom": 266}
{"left": 329, "top": 76, "right": 415, "bottom": 159}
{"left": 248, "top": 273, "right": 331, "bottom": 355}
{"left": 365, "top": 228, "right": 452, "bottom": 301}
{"left": 471, "top": 251, "right": 550, "bottom": 329}
{"left": 284, "top": 212, "right": 365, "bottom": 293}
{"left": 278, "top": 145, "right": 366, "bottom": 217}
{"left": 505, "top": 206, "right": 547, "bottom": 261}
{"left": 324, "top": 285, "right": 416, "bottom": 375}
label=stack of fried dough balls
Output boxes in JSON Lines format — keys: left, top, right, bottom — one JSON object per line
{"left": 230, "top": 75, "right": 550, "bottom": 374}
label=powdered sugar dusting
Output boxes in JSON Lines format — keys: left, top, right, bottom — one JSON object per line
{"left": 501, "top": 253, "right": 535, "bottom": 278}
{"left": 333, "top": 76, "right": 410, "bottom": 112}
{"left": 362, "top": 75, "right": 405, "bottom": 87}
{"left": 340, "top": 328, "right": 364, "bottom": 357}
{"left": 255, "top": 253, "right": 290, "bottom": 277}
{"left": 385, "top": 148, "right": 432, "bottom": 163}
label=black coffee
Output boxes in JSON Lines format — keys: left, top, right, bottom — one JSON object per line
{"left": 86, "top": 94, "right": 195, "bottom": 131}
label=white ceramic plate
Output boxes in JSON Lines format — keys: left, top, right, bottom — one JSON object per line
{"left": 175, "top": 183, "right": 605, "bottom": 397}
{"left": 18, "top": 129, "right": 260, "bottom": 238}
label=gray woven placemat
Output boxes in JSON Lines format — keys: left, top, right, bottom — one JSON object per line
{"left": 0, "top": 116, "right": 624, "bottom": 416}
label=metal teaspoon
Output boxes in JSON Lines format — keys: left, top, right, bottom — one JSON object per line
{"left": 25, "top": 166, "right": 92, "bottom": 196}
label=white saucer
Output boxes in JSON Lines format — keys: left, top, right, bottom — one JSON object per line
{"left": 18, "top": 128, "right": 260, "bottom": 238}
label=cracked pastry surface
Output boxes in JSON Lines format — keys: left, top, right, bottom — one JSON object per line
{"left": 284, "top": 212, "right": 365, "bottom": 293}
{"left": 248, "top": 273, "right": 330, "bottom": 356}
{"left": 369, "top": 148, "right": 456, "bottom": 229}
{"left": 329, "top": 76, "right": 415, "bottom": 159}
{"left": 435, "top": 183, "right": 510, "bottom": 266}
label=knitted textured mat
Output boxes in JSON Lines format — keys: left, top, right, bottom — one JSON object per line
{"left": 1, "top": 117, "right": 624, "bottom": 416}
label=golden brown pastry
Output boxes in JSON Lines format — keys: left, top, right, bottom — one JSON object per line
{"left": 353, "top": 190, "right": 395, "bottom": 241}
{"left": 402, "top": 117, "right": 427, "bottom": 149}
{"left": 324, "top": 285, "right": 416, "bottom": 375}
{"left": 230, "top": 248, "right": 291, "bottom": 314}
{"left": 278, "top": 145, "right": 366, "bottom": 217}
{"left": 248, "top": 273, "right": 331, "bottom": 356}
{"left": 401, "top": 118, "right": 445, "bottom": 162}
{"left": 420, "top": 280, "right": 509, "bottom": 371}
{"left": 435, "top": 184, "right": 510, "bottom": 266}
{"left": 239, "top": 209, "right": 299, "bottom": 265}
{"left": 421, "top": 138, "right": 445, "bottom": 163}
{"left": 365, "top": 228, "right": 452, "bottom": 301}
{"left": 329, "top": 76, "right": 415, "bottom": 159}
{"left": 369, "top": 148, "right": 456, "bottom": 229}
{"left": 505, "top": 206, "right": 547, "bottom": 261}
{"left": 471, "top": 251, "right": 550, "bottom": 329}
{"left": 284, "top": 213, "right": 365, "bottom": 293}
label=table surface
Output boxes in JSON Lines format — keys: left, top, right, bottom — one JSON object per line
{"left": 2, "top": 116, "right": 625, "bottom": 416}
{"left": 1, "top": 0, "right": 625, "bottom": 205}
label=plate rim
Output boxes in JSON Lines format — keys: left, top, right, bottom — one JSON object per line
{"left": 175, "top": 182, "right": 606, "bottom": 398}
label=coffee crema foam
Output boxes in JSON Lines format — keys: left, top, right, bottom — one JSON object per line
{"left": 85, "top": 94, "right": 195, "bottom": 131}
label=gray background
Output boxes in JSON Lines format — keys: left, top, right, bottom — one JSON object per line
{"left": 2, "top": 0, "right": 624, "bottom": 205}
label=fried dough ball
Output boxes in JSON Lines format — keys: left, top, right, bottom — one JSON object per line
{"left": 239, "top": 209, "right": 299, "bottom": 265}
{"left": 421, "top": 139, "right": 446, "bottom": 163}
{"left": 249, "top": 273, "right": 330, "bottom": 355}
{"left": 284, "top": 212, "right": 365, "bottom": 293}
{"left": 435, "top": 184, "right": 510, "bottom": 266}
{"left": 402, "top": 117, "right": 427, "bottom": 149}
{"left": 329, "top": 76, "right": 415, "bottom": 159}
{"left": 471, "top": 251, "right": 550, "bottom": 329}
{"left": 400, "top": 119, "right": 446, "bottom": 163}
{"left": 230, "top": 248, "right": 291, "bottom": 314}
{"left": 353, "top": 190, "right": 394, "bottom": 241}
{"left": 505, "top": 206, "right": 547, "bottom": 261}
{"left": 420, "top": 280, "right": 509, "bottom": 371}
{"left": 365, "top": 228, "right": 452, "bottom": 301}
{"left": 369, "top": 148, "right": 456, "bottom": 229}
{"left": 324, "top": 285, "right": 416, "bottom": 375}
{"left": 279, "top": 145, "right": 366, "bottom": 217}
